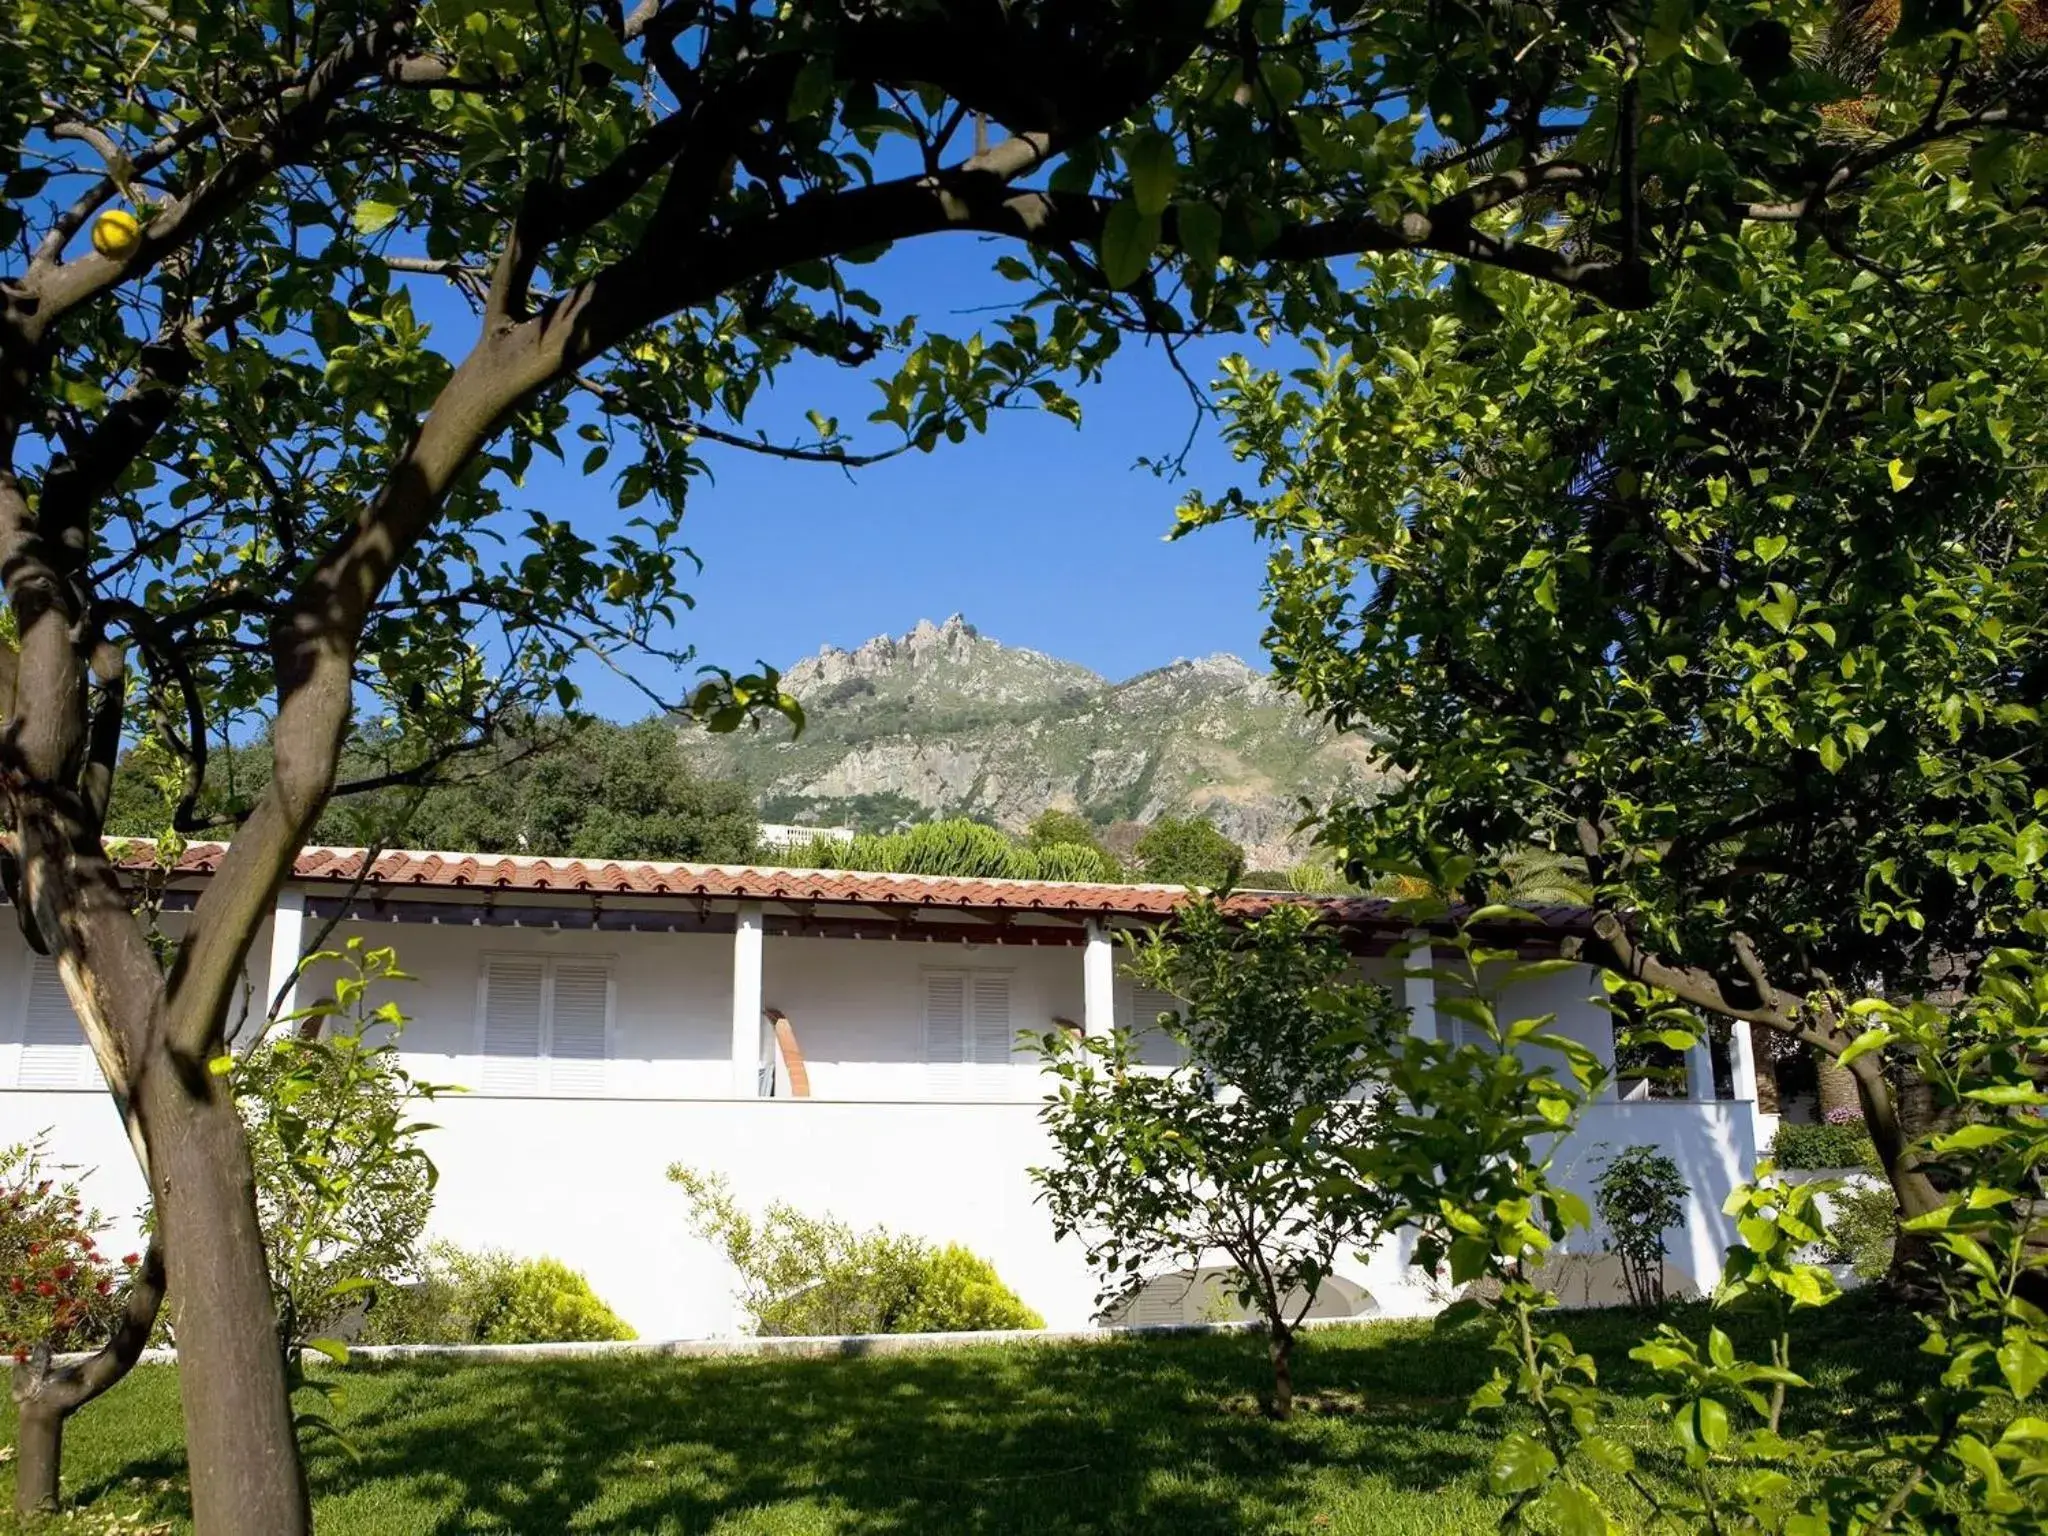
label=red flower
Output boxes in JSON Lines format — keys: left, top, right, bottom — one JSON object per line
{"left": 95, "top": 1278, "right": 113, "bottom": 1295}
{"left": 52, "top": 1263, "right": 73, "bottom": 1282}
{"left": 35, "top": 1281, "right": 54, "bottom": 1296}
{"left": 121, "top": 1252, "right": 140, "bottom": 1266}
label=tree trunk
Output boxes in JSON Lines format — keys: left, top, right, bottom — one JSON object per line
{"left": 1816, "top": 1049, "right": 1861, "bottom": 1121}
{"left": 9, "top": 1238, "right": 167, "bottom": 1516}
{"left": 1749, "top": 1023, "right": 1780, "bottom": 1114}
{"left": 10, "top": 1397, "right": 63, "bottom": 1517}
{"left": 1266, "top": 1323, "right": 1295, "bottom": 1421}
{"left": 138, "top": 1049, "right": 309, "bottom": 1535}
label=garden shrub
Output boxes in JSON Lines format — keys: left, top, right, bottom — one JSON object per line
{"left": 0, "top": 1138, "right": 134, "bottom": 1361}
{"left": 1769, "top": 1118, "right": 1879, "bottom": 1170}
{"left": 895, "top": 1244, "right": 1045, "bottom": 1333}
{"left": 768, "top": 817, "right": 1120, "bottom": 884}
{"left": 362, "top": 1242, "right": 635, "bottom": 1345}
{"left": 669, "top": 1166, "right": 1041, "bottom": 1336}
{"left": 1592, "top": 1145, "right": 1688, "bottom": 1307}
{"left": 1818, "top": 1182, "right": 1898, "bottom": 1282}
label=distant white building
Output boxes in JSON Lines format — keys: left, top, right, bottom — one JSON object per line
{"left": 3, "top": 845, "right": 1761, "bottom": 1338}
{"left": 755, "top": 822, "right": 856, "bottom": 850}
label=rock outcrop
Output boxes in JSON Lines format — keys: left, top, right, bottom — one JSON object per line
{"left": 683, "top": 616, "right": 1390, "bottom": 869}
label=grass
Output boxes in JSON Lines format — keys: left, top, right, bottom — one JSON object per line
{"left": 3, "top": 1298, "right": 1930, "bottom": 1535}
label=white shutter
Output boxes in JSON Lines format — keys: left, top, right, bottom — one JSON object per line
{"left": 1128, "top": 984, "right": 1186, "bottom": 1069}
{"left": 480, "top": 957, "right": 545, "bottom": 1094}
{"left": 17, "top": 958, "right": 93, "bottom": 1089}
{"left": 548, "top": 961, "right": 610, "bottom": 1096}
{"left": 971, "top": 971, "right": 1013, "bottom": 1096}
{"left": 924, "top": 972, "right": 967, "bottom": 1099}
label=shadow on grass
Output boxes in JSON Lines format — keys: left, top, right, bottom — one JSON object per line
{"left": 40, "top": 1294, "right": 1933, "bottom": 1534}
{"left": 307, "top": 1326, "right": 1490, "bottom": 1535}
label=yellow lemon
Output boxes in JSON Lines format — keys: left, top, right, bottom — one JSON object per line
{"left": 90, "top": 209, "right": 141, "bottom": 259}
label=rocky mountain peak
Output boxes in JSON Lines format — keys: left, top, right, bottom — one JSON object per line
{"left": 784, "top": 616, "right": 1100, "bottom": 707}
{"left": 687, "top": 618, "right": 1393, "bottom": 868}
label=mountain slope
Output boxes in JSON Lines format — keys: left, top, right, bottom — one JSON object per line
{"left": 681, "top": 616, "right": 1390, "bottom": 868}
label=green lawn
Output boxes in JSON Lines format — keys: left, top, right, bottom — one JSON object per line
{"left": 4, "top": 1300, "right": 1927, "bottom": 1535}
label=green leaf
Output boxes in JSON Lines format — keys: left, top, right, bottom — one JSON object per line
{"left": 1835, "top": 1028, "right": 1891, "bottom": 1067}
{"left": 1941, "top": 1231, "right": 2000, "bottom": 1281}
{"left": 1533, "top": 1481, "right": 1613, "bottom": 1536}
{"left": 1684, "top": 1396, "right": 1730, "bottom": 1453}
{"left": 1887, "top": 457, "right": 1915, "bottom": 492}
{"left": 1099, "top": 201, "right": 1159, "bottom": 290}
{"left": 1489, "top": 1430, "right": 1558, "bottom": 1493}
{"left": 352, "top": 201, "right": 401, "bottom": 235}
{"left": 302, "top": 1337, "right": 349, "bottom": 1366}
{"left": 1174, "top": 200, "right": 1222, "bottom": 271}
{"left": 1448, "top": 1236, "right": 1494, "bottom": 1286}
{"left": 1933, "top": 1123, "right": 2014, "bottom": 1152}
{"left": 1759, "top": 582, "right": 1799, "bottom": 633}
{"left": 1966, "top": 1083, "right": 2048, "bottom": 1106}
{"left": 1998, "top": 1336, "right": 2047, "bottom": 1400}
{"left": 1580, "top": 1435, "right": 1636, "bottom": 1473}
{"left": 1123, "top": 130, "right": 1179, "bottom": 218}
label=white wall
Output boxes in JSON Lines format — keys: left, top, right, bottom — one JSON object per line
{"left": 1552, "top": 1100, "right": 1757, "bottom": 1290}
{"left": 309, "top": 919, "right": 734, "bottom": 1098}
{"left": 762, "top": 935, "right": 1084, "bottom": 1101}
{"left": 0, "top": 902, "right": 1754, "bottom": 1339}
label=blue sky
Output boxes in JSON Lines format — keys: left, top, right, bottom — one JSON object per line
{"left": 462, "top": 234, "right": 1286, "bottom": 716}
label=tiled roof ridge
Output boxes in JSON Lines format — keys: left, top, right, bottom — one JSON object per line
{"left": 98, "top": 839, "right": 1593, "bottom": 932}
{"left": 106, "top": 839, "right": 1204, "bottom": 898}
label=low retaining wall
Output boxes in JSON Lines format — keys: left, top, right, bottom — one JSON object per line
{"left": 91, "top": 1315, "right": 1382, "bottom": 1371}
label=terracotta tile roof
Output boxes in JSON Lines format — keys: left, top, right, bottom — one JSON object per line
{"left": 102, "top": 840, "right": 1594, "bottom": 935}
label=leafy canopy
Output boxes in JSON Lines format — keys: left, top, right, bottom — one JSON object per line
{"left": 1133, "top": 815, "right": 1245, "bottom": 888}
{"left": 1189, "top": 178, "right": 2048, "bottom": 1013}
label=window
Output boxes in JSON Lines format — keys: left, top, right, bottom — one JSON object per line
{"left": 477, "top": 955, "right": 612, "bottom": 1095}
{"left": 922, "top": 969, "right": 1014, "bottom": 1098}
{"left": 13, "top": 956, "right": 98, "bottom": 1090}
{"left": 1118, "top": 979, "right": 1188, "bottom": 1069}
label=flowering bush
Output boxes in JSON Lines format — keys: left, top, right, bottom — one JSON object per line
{"left": 1, "top": 1138, "right": 134, "bottom": 1361}
{"left": 1822, "top": 1104, "right": 1865, "bottom": 1127}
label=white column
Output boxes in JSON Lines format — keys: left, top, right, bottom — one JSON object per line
{"left": 1402, "top": 936, "right": 1437, "bottom": 1043}
{"left": 731, "top": 902, "right": 764, "bottom": 1097}
{"left": 265, "top": 886, "right": 307, "bottom": 1027}
{"left": 1729, "top": 1020, "right": 1759, "bottom": 1103}
{"left": 1729, "top": 1018, "right": 1765, "bottom": 1155}
{"left": 1686, "top": 1030, "right": 1718, "bottom": 1102}
{"left": 1083, "top": 920, "right": 1115, "bottom": 1038}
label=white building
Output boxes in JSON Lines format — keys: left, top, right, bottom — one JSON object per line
{"left": 0, "top": 846, "right": 1761, "bottom": 1338}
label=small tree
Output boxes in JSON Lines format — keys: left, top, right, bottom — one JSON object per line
{"left": 1132, "top": 817, "right": 1244, "bottom": 889}
{"left": 1592, "top": 1145, "right": 1688, "bottom": 1309}
{"left": 1032, "top": 900, "right": 1402, "bottom": 1418}
{"left": 235, "top": 938, "right": 444, "bottom": 1433}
